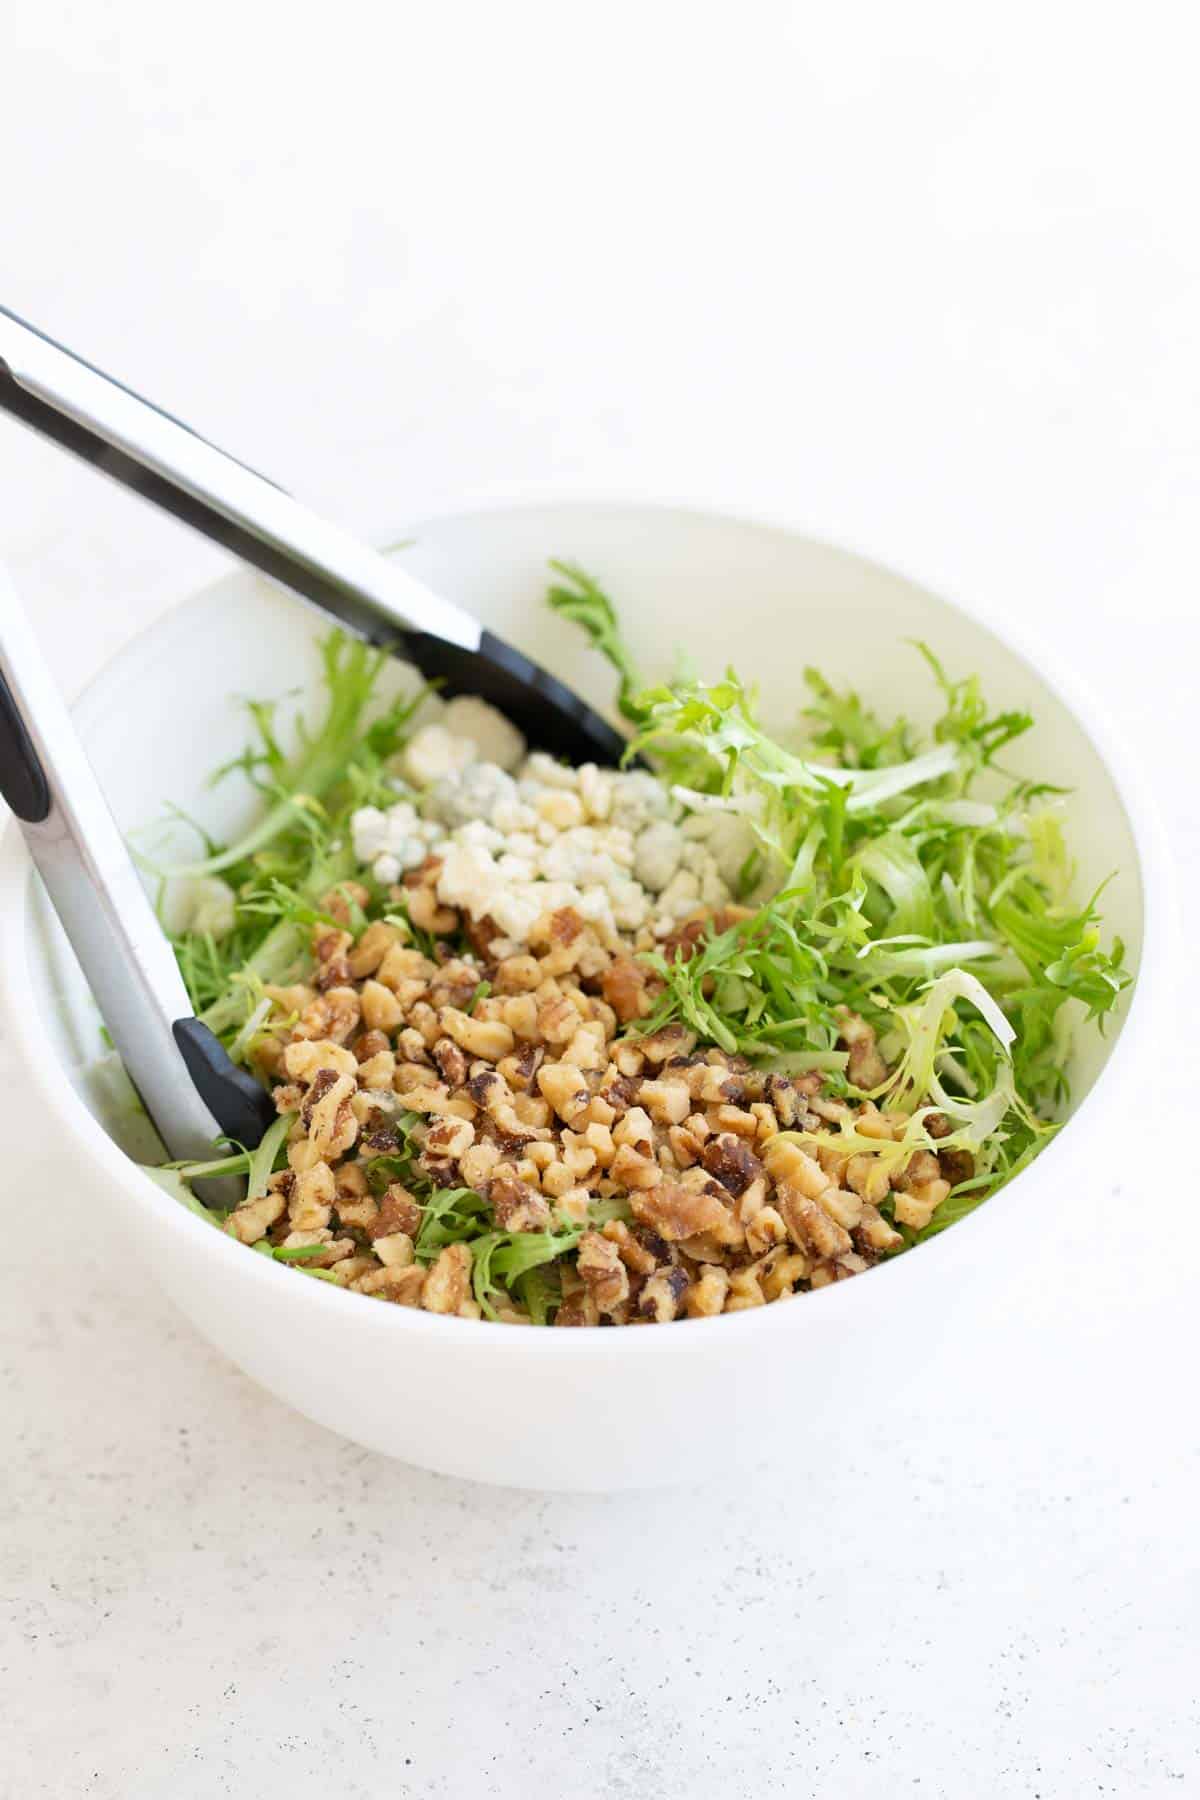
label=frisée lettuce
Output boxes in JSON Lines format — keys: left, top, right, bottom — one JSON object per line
{"left": 159, "top": 561, "right": 1131, "bottom": 1306}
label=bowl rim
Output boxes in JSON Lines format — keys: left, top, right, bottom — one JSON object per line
{"left": 0, "top": 492, "right": 1175, "bottom": 1357}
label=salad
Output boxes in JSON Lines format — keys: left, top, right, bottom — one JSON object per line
{"left": 158, "top": 564, "right": 1130, "bottom": 1325}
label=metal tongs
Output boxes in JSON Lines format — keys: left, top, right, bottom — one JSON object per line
{"left": 0, "top": 564, "right": 277, "bottom": 1162}
{"left": 0, "top": 305, "right": 629, "bottom": 1162}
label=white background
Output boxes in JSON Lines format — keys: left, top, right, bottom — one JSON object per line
{"left": 2, "top": 4, "right": 1199, "bottom": 1796}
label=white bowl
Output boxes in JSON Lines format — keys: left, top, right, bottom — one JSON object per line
{"left": 0, "top": 501, "right": 1169, "bottom": 1490}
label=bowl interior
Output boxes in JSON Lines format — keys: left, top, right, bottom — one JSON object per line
{"left": 19, "top": 502, "right": 1144, "bottom": 1157}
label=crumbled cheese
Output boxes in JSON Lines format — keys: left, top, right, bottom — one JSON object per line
{"left": 634, "top": 819, "right": 684, "bottom": 893}
{"left": 658, "top": 867, "right": 701, "bottom": 916}
{"left": 425, "top": 761, "right": 519, "bottom": 830}
{"left": 440, "top": 695, "right": 526, "bottom": 771}
{"left": 437, "top": 843, "right": 502, "bottom": 920}
{"left": 521, "top": 750, "right": 580, "bottom": 792}
{"left": 578, "top": 764, "right": 613, "bottom": 821}
{"left": 350, "top": 800, "right": 428, "bottom": 873}
{"left": 350, "top": 805, "right": 390, "bottom": 862}
{"left": 349, "top": 713, "right": 739, "bottom": 947}
{"left": 401, "top": 724, "right": 477, "bottom": 789}
{"left": 535, "top": 789, "right": 585, "bottom": 832}
{"left": 177, "top": 875, "right": 237, "bottom": 939}
{"left": 703, "top": 812, "right": 760, "bottom": 890}
{"left": 610, "top": 769, "right": 676, "bottom": 833}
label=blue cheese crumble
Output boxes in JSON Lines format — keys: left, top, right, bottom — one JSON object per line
{"left": 349, "top": 702, "right": 752, "bottom": 948}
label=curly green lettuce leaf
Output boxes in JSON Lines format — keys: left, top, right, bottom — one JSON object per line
{"left": 546, "top": 561, "right": 648, "bottom": 725}
{"left": 880, "top": 969, "right": 1015, "bottom": 1115}
{"left": 914, "top": 641, "right": 1034, "bottom": 768}
{"left": 162, "top": 632, "right": 427, "bottom": 1037}
{"left": 413, "top": 1187, "right": 491, "bottom": 1259}
{"left": 161, "top": 634, "right": 392, "bottom": 878}
{"left": 626, "top": 670, "right": 963, "bottom": 876}
{"left": 164, "top": 582, "right": 1134, "bottom": 1284}
{"left": 803, "top": 667, "right": 915, "bottom": 768}
{"left": 471, "top": 1227, "right": 584, "bottom": 1319}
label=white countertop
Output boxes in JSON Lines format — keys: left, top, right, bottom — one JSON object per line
{"left": 2, "top": 6, "right": 1198, "bottom": 1795}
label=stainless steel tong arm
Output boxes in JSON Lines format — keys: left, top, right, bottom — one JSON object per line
{"left": 0, "top": 566, "right": 229, "bottom": 1163}
{"left": 0, "top": 306, "right": 482, "bottom": 654}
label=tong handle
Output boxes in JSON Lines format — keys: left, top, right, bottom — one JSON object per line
{"left": 0, "top": 566, "right": 230, "bottom": 1163}
{"left": 0, "top": 305, "right": 482, "bottom": 654}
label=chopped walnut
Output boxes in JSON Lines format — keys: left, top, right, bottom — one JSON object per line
{"left": 576, "top": 1231, "right": 630, "bottom": 1314}
{"left": 631, "top": 1181, "right": 730, "bottom": 1241}
{"left": 347, "top": 919, "right": 401, "bottom": 979}
{"left": 374, "top": 1231, "right": 415, "bottom": 1268}
{"left": 370, "top": 1183, "right": 422, "bottom": 1240}
{"left": 358, "top": 980, "right": 404, "bottom": 1033}
{"left": 439, "top": 1006, "right": 515, "bottom": 1062}
{"left": 289, "top": 1160, "right": 336, "bottom": 1232}
{"left": 638, "top": 1265, "right": 689, "bottom": 1322}
{"left": 775, "top": 1183, "right": 853, "bottom": 1260}
{"left": 408, "top": 885, "right": 458, "bottom": 935}
{"left": 838, "top": 1009, "right": 888, "bottom": 1090}
{"left": 744, "top": 1204, "right": 789, "bottom": 1255}
{"left": 701, "top": 1133, "right": 764, "bottom": 1197}
{"left": 296, "top": 985, "right": 361, "bottom": 1044}
{"left": 355, "top": 1264, "right": 427, "bottom": 1305}
{"left": 893, "top": 1179, "right": 951, "bottom": 1230}
{"left": 206, "top": 836, "right": 947, "bottom": 1327}
{"left": 423, "top": 1115, "right": 475, "bottom": 1162}
{"left": 609, "top": 1143, "right": 663, "bottom": 1190}
{"left": 554, "top": 1289, "right": 601, "bottom": 1327}
{"left": 422, "top": 1242, "right": 474, "bottom": 1314}
{"left": 725, "top": 1265, "right": 765, "bottom": 1311}
{"left": 685, "top": 1265, "right": 730, "bottom": 1317}
{"left": 536, "top": 1061, "right": 591, "bottom": 1126}
{"left": 283, "top": 1038, "right": 357, "bottom": 1083}
{"left": 760, "top": 1248, "right": 809, "bottom": 1301}
{"left": 491, "top": 1176, "right": 552, "bottom": 1232}
{"left": 601, "top": 956, "right": 654, "bottom": 1023}
{"left": 224, "top": 1187, "right": 286, "bottom": 1245}
{"left": 637, "top": 1024, "right": 698, "bottom": 1065}
{"left": 305, "top": 1072, "right": 359, "bottom": 1160}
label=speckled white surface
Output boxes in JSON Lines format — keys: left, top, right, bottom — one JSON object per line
{"left": 3, "top": 4, "right": 1200, "bottom": 1794}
